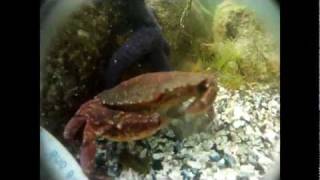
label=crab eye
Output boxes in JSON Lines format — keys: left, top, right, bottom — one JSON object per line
{"left": 197, "top": 80, "right": 208, "bottom": 93}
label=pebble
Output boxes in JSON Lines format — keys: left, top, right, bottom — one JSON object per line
{"left": 224, "top": 154, "right": 237, "bottom": 167}
{"left": 209, "top": 151, "right": 221, "bottom": 162}
{"left": 152, "top": 153, "right": 165, "bottom": 160}
{"left": 168, "top": 170, "right": 183, "bottom": 180}
{"left": 77, "top": 29, "right": 89, "bottom": 38}
{"left": 181, "top": 170, "right": 194, "bottom": 180}
{"left": 217, "top": 158, "right": 226, "bottom": 168}
{"left": 139, "top": 149, "right": 148, "bottom": 159}
{"left": 186, "top": 160, "right": 202, "bottom": 169}
{"left": 94, "top": 84, "right": 281, "bottom": 180}
{"left": 239, "top": 164, "right": 256, "bottom": 176}
{"left": 233, "top": 119, "right": 246, "bottom": 128}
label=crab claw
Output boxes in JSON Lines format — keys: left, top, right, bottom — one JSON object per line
{"left": 64, "top": 97, "right": 165, "bottom": 177}
{"left": 63, "top": 99, "right": 102, "bottom": 142}
{"left": 63, "top": 98, "right": 104, "bottom": 175}
{"left": 185, "top": 82, "right": 218, "bottom": 115}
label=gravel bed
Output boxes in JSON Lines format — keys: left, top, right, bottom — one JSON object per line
{"left": 92, "top": 84, "right": 280, "bottom": 180}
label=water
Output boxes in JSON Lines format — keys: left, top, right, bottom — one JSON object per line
{"left": 40, "top": 0, "right": 280, "bottom": 179}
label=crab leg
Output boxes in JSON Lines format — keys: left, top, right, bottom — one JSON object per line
{"left": 80, "top": 123, "right": 97, "bottom": 175}
{"left": 186, "top": 86, "right": 217, "bottom": 114}
{"left": 63, "top": 115, "right": 87, "bottom": 142}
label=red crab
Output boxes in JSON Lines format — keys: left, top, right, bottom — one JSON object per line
{"left": 63, "top": 71, "right": 218, "bottom": 178}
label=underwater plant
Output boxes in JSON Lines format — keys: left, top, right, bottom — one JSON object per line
{"left": 206, "top": 0, "right": 280, "bottom": 89}
{"left": 146, "top": 0, "right": 213, "bottom": 69}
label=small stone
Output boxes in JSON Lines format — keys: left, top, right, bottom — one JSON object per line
{"left": 217, "top": 158, "right": 226, "bottom": 168}
{"left": 168, "top": 170, "right": 183, "bottom": 180}
{"left": 262, "top": 129, "right": 278, "bottom": 143}
{"left": 153, "top": 153, "right": 165, "bottom": 160}
{"left": 201, "top": 140, "right": 214, "bottom": 150}
{"left": 107, "top": 163, "right": 121, "bottom": 177}
{"left": 139, "top": 149, "right": 147, "bottom": 159}
{"left": 239, "top": 164, "right": 255, "bottom": 176}
{"left": 209, "top": 151, "right": 221, "bottom": 162}
{"left": 257, "top": 154, "right": 273, "bottom": 166}
{"left": 77, "top": 29, "right": 89, "bottom": 38}
{"left": 233, "top": 120, "right": 246, "bottom": 128}
{"left": 186, "top": 160, "right": 202, "bottom": 169}
{"left": 165, "top": 129, "right": 176, "bottom": 138}
{"left": 224, "top": 154, "right": 237, "bottom": 167}
{"left": 236, "top": 175, "right": 249, "bottom": 180}
{"left": 248, "top": 154, "right": 258, "bottom": 165}
{"left": 213, "top": 169, "right": 237, "bottom": 180}
{"left": 181, "top": 170, "right": 194, "bottom": 180}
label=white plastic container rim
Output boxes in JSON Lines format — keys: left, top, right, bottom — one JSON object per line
{"left": 40, "top": 126, "right": 88, "bottom": 180}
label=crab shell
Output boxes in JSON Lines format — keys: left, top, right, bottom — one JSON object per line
{"left": 98, "top": 71, "right": 218, "bottom": 111}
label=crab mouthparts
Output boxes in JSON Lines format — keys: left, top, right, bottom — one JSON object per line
{"left": 181, "top": 97, "right": 197, "bottom": 111}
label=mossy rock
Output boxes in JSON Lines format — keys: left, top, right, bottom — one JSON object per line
{"left": 40, "top": 0, "right": 132, "bottom": 139}
{"left": 146, "top": 0, "right": 213, "bottom": 69}
{"left": 200, "top": 0, "right": 279, "bottom": 89}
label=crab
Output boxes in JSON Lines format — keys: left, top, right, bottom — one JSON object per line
{"left": 63, "top": 71, "right": 218, "bottom": 177}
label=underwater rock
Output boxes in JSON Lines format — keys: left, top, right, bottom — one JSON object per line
{"left": 168, "top": 170, "right": 183, "bottom": 180}
{"left": 186, "top": 160, "right": 202, "bottom": 169}
{"left": 224, "top": 153, "right": 237, "bottom": 168}
{"left": 146, "top": 0, "right": 213, "bottom": 70}
{"left": 236, "top": 175, "right": 249, "bottom": 180}
{"left": 40, "top": 0, "right": 131, "bottom": 138}
{"left": 152, "top": 153, "right": 165, "bottom": 160}
{"left": 213, "top": 168, "right": 238, "bottom": 180}
{"left": 209, "top": 150, "right": 221, "bottom": 162}
{"left": 239, "top": 164, "right": 256, "bottom": 177}
{"left": 181, "top": 169, "right": 195, "bottom": 180}
{"left": 217, "top": 158, "right": 226, "bottom": 168}
{"left": 200, "top": 0, "right": 280, "bottom": 89}
{"left": 139, "top": 149, "right": 148, "bottom": 159}
{"left": 233, "top": 119, "right": 246, "bottom": 129}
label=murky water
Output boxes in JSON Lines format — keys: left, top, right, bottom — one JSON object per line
{"left": 40, "top": 1, "right": 280, "bottom": 179}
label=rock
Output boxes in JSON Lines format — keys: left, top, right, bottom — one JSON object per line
{"left": 262, "top": 129, "right": 279, "bottom": 143}
{"left": 139, "top": 149, "right": 148, "bottom": 159}
{"left": 248, "top": 154, "right": 258, "bottom": 165}
{"left": 77, "top": 29, "right": 90, "bottom": 38}
{"left": 233, "top": 120, "right": 246, "bottom": 128}
{"left": 153, "top": 153, "right": 165, "bottom": 160}
{"left": 181, "top": 169, "right": 194, "bottom": 180}
{"left": 209, "top": 151, "right": 221, "bottom": 162}
{"left": 217, "top": 158, "right": 226, "bottom": 168}
{"left": 213, "top": 169, "right": 238, "bottom": 180}
{"left": 257, "top": 154, "right": 273, "bottom": 167}
{"left": 201, "top": 140, "right": 214, "bottom": 150}
{"left": 107, "top": 163, "right": 121, "bottom": 177}
{"left": 239, "top": 164, "right": 256, "bottom": 176}
{"left": 224, "top": 154, "right": 237, "bottom": 168}
{"left": 236, "top": 175, "right": 249, "bottom": 180}
{"left": 233, "top": 105, "right": 251, "bottom": 123}
{"left": 187, "top": 160, "right": 202, "bottom": 169}
{"left": 165, "top": 129, "right": 176, "bottom": 138}
{"left": 168, "top": 170, "right": 183, "bottom": 180}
